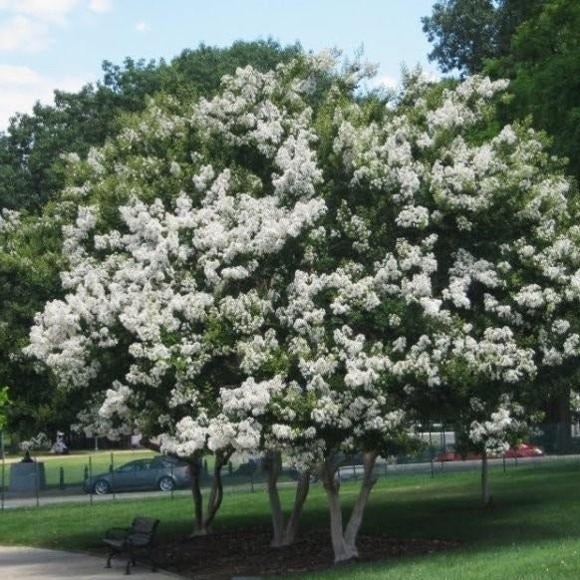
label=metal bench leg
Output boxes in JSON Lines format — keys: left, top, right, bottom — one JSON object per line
{"left": 125, "top": 558, "right": 132, "bottom": 575}
{"left": 106, "top": 551, "right": 116, "bottom": 568}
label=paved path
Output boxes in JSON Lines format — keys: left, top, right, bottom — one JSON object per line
{"left": 0, "top": 545, "right": 183, "bottom": 579}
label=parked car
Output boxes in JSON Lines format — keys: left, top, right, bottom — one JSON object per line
{"left": 83, "top": 456, "right": 191, "bottom": 495}
{"left": 503, "top": 443, "right": 544, "bottom": 458}
{"left": 435, "top": 443, "right": 543, "bottom": 462}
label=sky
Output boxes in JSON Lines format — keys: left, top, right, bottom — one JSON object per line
{"left": 0, "top": 0, "right": 439, "bottom": 130}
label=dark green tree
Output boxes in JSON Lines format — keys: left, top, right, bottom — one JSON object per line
{"left": 422, "top": 0, "right": 546, "bottom": 75}
{"left": 487, "top": 0, "right": 580, "bottom": 177}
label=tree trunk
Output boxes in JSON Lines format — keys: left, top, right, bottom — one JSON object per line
{"left": 189, "top": 458, "right": 207, "bottom": 535}
{"left": 203, "top": 451, "right": 229, "bottom": 531}
{"left": 266, "top": 451, "right": 311, "bottom": 547}
{"left": 188, "top": 451, "right": 230, "bottom": 536}
{"left": 139, "top": 437, "right": 226, "bottom": 535}
{"left": 321, "top": 451, "right": 378, "bottom": 564}
{"left": 481, "top": 451, "right": 491, "bottom": 506}
{"left": 283, "top": 471, "right": 310, "bottom": 545}
{"left": 344, "top": 452, "right": 377, "bottom": 552}
{"left": 266, "top": 451, "right": 285, "bottom": 546}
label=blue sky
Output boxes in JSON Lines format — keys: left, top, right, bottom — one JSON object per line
{"left": 0, "top": 0, "right": 439, "bottom": 129}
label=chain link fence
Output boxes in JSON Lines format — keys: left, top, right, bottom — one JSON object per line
{"left": 1, "top": 422, "right": 579, "bottom": 510}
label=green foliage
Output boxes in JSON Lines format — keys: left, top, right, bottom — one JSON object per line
{"left": 0, "top": 386, "right": 9, "bottom": 430}
{"left": 422, "top": 0, "right": 546, "bottom": 75}
{"left": 0, "top": 210, "right": 73, "bottom": 437}
{"left": 422, "top": 0, "right": 498, "bottom": 75}
{"left": 421, "top": 0, "right": 547, "bottom": 74}
{"left": 487, "top": 0, "right": 580, "bottom": 177}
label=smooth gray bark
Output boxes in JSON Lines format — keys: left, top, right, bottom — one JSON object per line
{"left": 321, "top": 451, "right": 378, "bottom": 563}
{"left": 266, "top": 451, "right": 310, "bottom": 547}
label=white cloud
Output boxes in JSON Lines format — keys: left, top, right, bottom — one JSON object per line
{"left": 89, "top": 0, "right": 112, "bottom": 14}
{"left": 0, "top": 15, "right": 51, "bottom": 52}
{"left": 2, "top": 0, "right": 80, "bottom": 22}
{"left": 0, "top": 0, "right": 83, "bottom": 53}
{"left": 135, "top": 20, "right": 150, "bottom": 33}
{"left": 0, "top": 65, "right": 91, "bottom": 129}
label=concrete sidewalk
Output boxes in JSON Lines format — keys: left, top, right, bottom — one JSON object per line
{"left": 0, "top": 545, "right": 183, "bottom": 579}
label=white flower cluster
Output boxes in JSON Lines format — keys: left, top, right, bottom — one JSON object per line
{"left": 469, "top": 397, "right": 528, "bottom": 454}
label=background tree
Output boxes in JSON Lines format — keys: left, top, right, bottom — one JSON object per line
{"left": 487, "top": 0, "right": 580, "bottom": 177}
{"left": 422, "top": 0, "right": 546, "bottom": 76}
{"left": 0, "top": 209, "right": 73, "bottom": 441}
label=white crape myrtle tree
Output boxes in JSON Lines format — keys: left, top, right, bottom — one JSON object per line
{"left": 26, "top": 52, "right": 580, "bottom": 563}
{"left": 26, "top": 55, "right": 339, "bottom": 538}
{"left": 214, "top": 72, "right": 580, "bottom": 560}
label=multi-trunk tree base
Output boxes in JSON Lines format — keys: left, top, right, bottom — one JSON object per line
{"left": 265, "top": 451, "right": 310, "bottom": 547}
{"left": 320, "top": 451, "right": 378, "bottom": 564}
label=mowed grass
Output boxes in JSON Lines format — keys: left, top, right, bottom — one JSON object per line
{"left": 1, "top": 461, "right": 580, "bottom": 578}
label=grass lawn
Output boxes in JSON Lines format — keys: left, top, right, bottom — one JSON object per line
{"left": 1, "top": 461, "right": 580, "bottom": 578}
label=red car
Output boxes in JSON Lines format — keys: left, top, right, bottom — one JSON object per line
{"left": 503, "top": 443, "right": 544, "bottom": 458}
{"left": 435, "top": 443, "right": 543, "bottom": 462}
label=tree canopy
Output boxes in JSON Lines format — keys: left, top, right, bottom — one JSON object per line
{"left": 422, "top": 0, "right": 546, "bottom": 75}
{"left": 487, "top": 0, "right": 580, "bottom": 177}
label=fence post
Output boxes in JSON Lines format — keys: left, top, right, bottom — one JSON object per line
{"left": 59, "top": 466, "right": 65, "bottom": 490}
{"left": 34, "top": 458, "right": 40, "bottom": 508}
{"left": 110, "top": 452, "right": 116, "bottom": 501}
{"left": 503, "top": 456, "right": 506, "bottom": 473}
{"left": 170, "top": 462, "right": 174, "bottom": 501}
{"left": 250, "top": 472, "right": 254, "bottom": 493}
{"left": 89, "top": 456, "right": 93, "bottom": 506}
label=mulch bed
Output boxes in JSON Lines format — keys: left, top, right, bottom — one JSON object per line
{"left": 155, "top": 527, "right": 461, "bottom": 579}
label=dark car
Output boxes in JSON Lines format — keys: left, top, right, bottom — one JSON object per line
{"left": 84, "top": 456, "right": 191, "bottom": 495}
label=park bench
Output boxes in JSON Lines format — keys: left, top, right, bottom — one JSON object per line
{"left": 103, "top": 516, "right": 160, "bottom": 575}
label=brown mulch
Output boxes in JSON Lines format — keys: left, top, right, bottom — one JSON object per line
{"left": 155, "top": 527, "right": 461, "bottom": 579}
